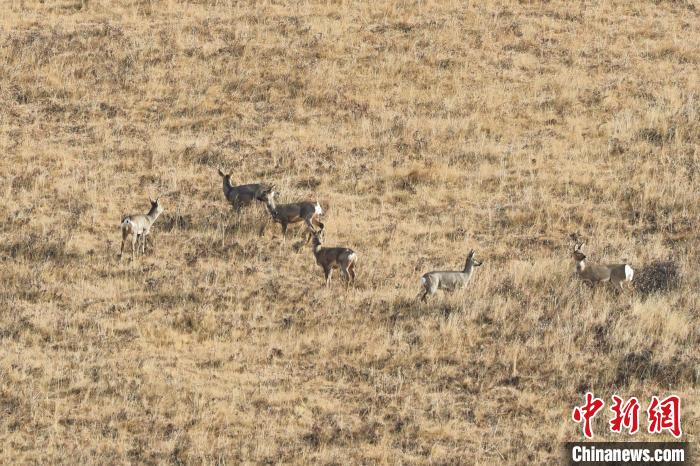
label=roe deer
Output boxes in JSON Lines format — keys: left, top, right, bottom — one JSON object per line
{"left": 310, "top": 223, "right": 357, "bottom": 286}
{"left": 120, "top": 197, "right": 163, "bottom": 259}
{"left": 218, "top": 168, "right": 270, "bottom": 215}
{"left": 419, "top": 249, "right": 483, "bottom": 301}
{"left": 573, "top": 243, "right": 634, "bottom": 292}
{"left": 257, "top": 187, "right": 323, "bottom": 242}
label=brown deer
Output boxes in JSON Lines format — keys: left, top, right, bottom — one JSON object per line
{"left": 257, "top": 186, "right": 323, "bottom": 242}
{"left": 573, "top": 243, "right": 634, "bottom": 291}
{"left": 310, "top": 223, "right": 357, "bottom": 287}
{"left": 217, "top": 168, "right": 270, "bottom": 216}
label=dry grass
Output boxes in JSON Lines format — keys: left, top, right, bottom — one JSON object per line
{"left": 1, "top": 0, "right": 699, "bottom": 464}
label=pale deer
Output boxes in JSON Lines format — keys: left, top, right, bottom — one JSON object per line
{"left": 419, "top": 249, "right": 483, "bottom": 301}
{"left": 217, "top": 168, "right": 270, "bottom": 216}
{"left": 310, "top": 223, "right": 357, "bottom": 286}
{"left": 257, "top": 187, "right": 323, "bottom": 242}
{"left": 573, "top": 243, "right": 634, "bottom": 292}
{"left": 120, "top": 198, "right": 163, "bottom": 259}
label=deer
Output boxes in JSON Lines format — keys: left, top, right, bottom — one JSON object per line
{"left": 257, "top": 186, "right": 323, "bottom": 243}
{"left": 418, "top": 249, "right": 483, "bottom": 302}
{"left": 120, "top": 197, "right": 163, "bottom": 260}
{"left": 572, "top": 243, "right": 634, "bottom": 292}
{"left": 217, "top": 168, "right": 270, "bottom": 217}
{"left": 310, "top": 223, "right": 357, "bottom": 287}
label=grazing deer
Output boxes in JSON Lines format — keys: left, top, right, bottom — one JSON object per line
{"left": 419, "top": 249, "right": 483, "bottom": 301}
{"left": 257, "top": 187, "right": 323, "bottom": 242}
{"left": 120, "top": 197, "right": 163, "bottom": 259}
{"left": 217, "top": 168, "right": 270, "bottom": 216}
{"left": 310, "top": 223, "right": 357, "bottom": 286}
{"left": 573, "top": 243, "right": 634, "bottom": 292}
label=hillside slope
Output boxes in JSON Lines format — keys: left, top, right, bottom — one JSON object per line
{"left": 1, "top": 1, "right": 698, "bottom": 463}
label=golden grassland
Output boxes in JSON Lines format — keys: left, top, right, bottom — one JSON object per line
{"left": 1, "top": 0, "right": 699, "bottom": 463}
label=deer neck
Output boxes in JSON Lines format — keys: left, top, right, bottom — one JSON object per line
{"left": 146, "top": 206, "right": 161, "bottom": 222}
{"left": 222, "top": 177, "right": 233, "bottom": 195}
{"left": 265, "top": 198, "right": 277, "bottom": 214}
{"left": 463, "top": 259, "right": 474, "bottom": 274}
{"left": 576, "top": 260, "right": 586, "bottom": 273}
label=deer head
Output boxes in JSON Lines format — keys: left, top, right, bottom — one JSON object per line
{"left": 573, "top": 242, "right": 586, "bottom": 261}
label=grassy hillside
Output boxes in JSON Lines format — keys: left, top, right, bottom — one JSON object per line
{"left": 1, "top": 0, "right": 698, "bottom": 463}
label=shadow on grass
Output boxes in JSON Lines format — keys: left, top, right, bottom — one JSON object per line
{"left": 615, "top": 350, "right": 697, "bottom": 387}
{"left": 633, "top": 260, "right": 681, "bottom": 297}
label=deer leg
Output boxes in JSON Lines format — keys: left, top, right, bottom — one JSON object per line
{"left": 348, "top": 262, "right": 356, "bottom": 282}
{"left": 120, "top": 226, "right": 131, "bottom": 259}
{"left": 615, "top": 280, "right": 625, "bottom": 294}
{"left": 425, "top": 282, "right": 440, "bottom": 301}
{"left": 281, "top": 223, "right": 288, "bottom": 242}
{"left": 131, "top": 235, "right": 137, "bottom": 259}
{"left": 235, "top": 203, "right": 243, "bottom": 226}
{"left": 419, "top": 289, "right": 429, "bottom": 302}
{"left": 141, "top": 234, "right": 147, "bottom": 255}
{"left": 324, "top": 266, "right": 332, "bottom": 287}
{"left": 340, "top": 265, "right": 350, "bottom": 284}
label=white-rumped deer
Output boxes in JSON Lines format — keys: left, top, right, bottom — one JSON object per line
{"left": 573, "top": 243, "right": 634, "bottom": 292}
{"left": 310, "top": 223, "right": 357, "bottom": 286}
{"left": 120, "top": 197, "right": 163, "bottom": 259}
{"left": 257, "top": 187, "right": 323, "bottom": 243}
{"left": 218, "top": 168, "right": 270, "bottom": 216}
{"left": 418, "top": 249, "right": 483, "bottom": 301}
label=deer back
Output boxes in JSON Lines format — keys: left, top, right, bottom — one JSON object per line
{"left": 424, "top": 270, "right": 472, "bottom": 290}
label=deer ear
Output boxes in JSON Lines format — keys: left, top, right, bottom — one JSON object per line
{"left": 218, "top": 168, "right": 225, "bottom": 177}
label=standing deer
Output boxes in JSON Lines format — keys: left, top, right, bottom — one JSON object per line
{"left": 418, "top": 249, "right": 483, "bottom": 301}
{"left": 217, "top": 168, "right": 270, "bottom": 216}
{"left": 310, "top": 223, "right": 357, "bottom": 286}
{"left": 257, "top": 187, "right": 323, "bottom": 243}
{"left": 120, "top": 197, "right": 163, "bottom": 259}
{"left": 573, "top": 243, "right": 634, "bottom": 291}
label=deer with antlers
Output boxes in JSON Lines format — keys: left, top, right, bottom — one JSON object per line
{"left": 572, "top": 242, "right": 634, "bottom": 292}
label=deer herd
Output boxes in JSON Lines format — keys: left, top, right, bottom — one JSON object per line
{"left": 119, "top": 167, "right": 637, "bottom": 299}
